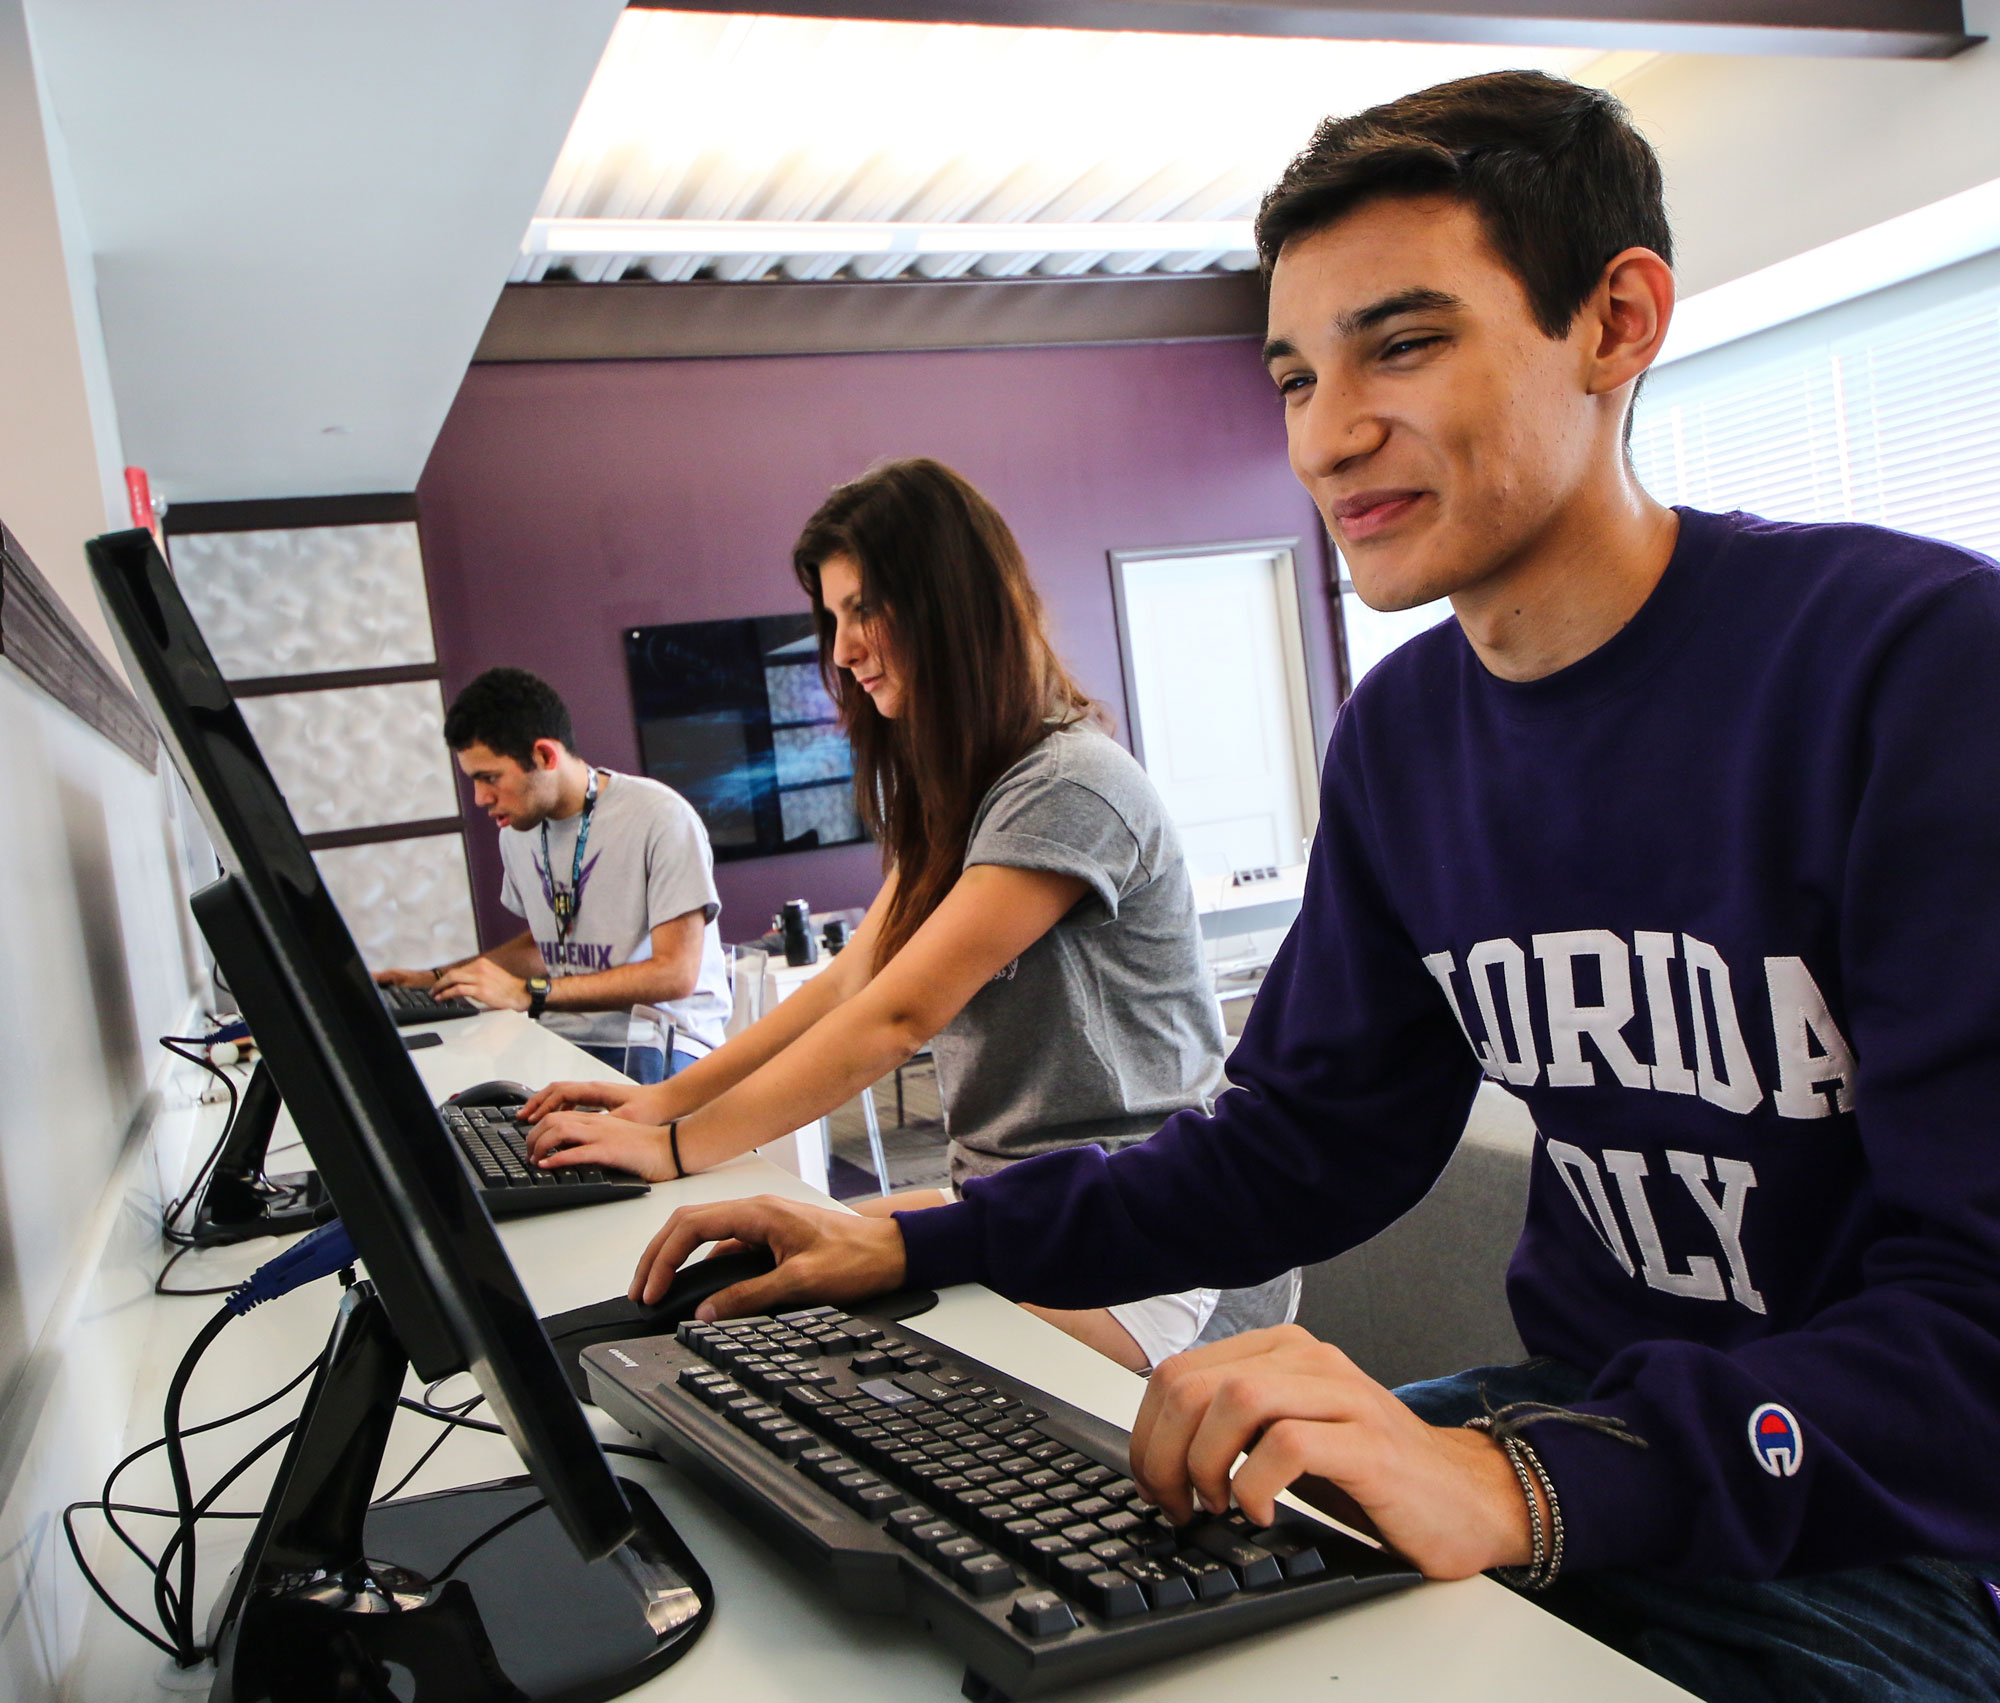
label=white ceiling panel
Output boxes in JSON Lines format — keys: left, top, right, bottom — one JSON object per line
{"left": 29, "top": 0, "right": 625, "bottom": 504}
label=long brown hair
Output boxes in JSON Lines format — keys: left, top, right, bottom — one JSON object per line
{"left": 793, "top": 459, "right": 1097, "bottom": 964}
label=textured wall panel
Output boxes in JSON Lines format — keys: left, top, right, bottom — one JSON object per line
{"left": 772, "top": 724, "right": 850, "bottom": 788}
{"left": 315, "top": 833, "right": 479, "bottom": 972}
{"left": 763, "top": 659, "right": 833, "bottom": 725}
{"left": 172, "top": 522, "right": 435, "bottom": 678}
{"left": 779, "top": 781, "right": 861, "bottom": 850}
{"left": 239, "top": 681, "right": 459, "bottom": 836}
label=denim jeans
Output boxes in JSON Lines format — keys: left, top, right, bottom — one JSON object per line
{"left": 1394, "top": 1360, "right": 2000, "bottom": 1703}
{"left": 575, "top": 1044, "right": 696, "bottom": 1087}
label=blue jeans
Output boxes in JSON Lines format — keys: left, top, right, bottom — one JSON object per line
{"left": 575, "top": 1045, "right": 696, "bottom": 1087}
{"left": 1396, "top": 1360, "right": 2000, "bottom": 1703}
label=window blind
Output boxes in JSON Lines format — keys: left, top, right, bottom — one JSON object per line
{"left": 1632, "top": 284, "right": 2000, "bottom": 560}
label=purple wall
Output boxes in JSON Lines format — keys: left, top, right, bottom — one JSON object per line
{"left": 417, "top": 338, "right": 1333, "bottom": 948}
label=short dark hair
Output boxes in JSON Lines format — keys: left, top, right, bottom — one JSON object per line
{"left": 442, "top": 667, "right": 573, "bottom": 767}
{"left": 1255, "top": 71, "right": 1671, "bottom": 339}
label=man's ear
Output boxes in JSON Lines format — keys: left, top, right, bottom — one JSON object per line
{"left": 530, "top": 738, "right": 565, "bottom": 773}
{"left": 1586, "top": 246, "right": 1675, "bottom": 400}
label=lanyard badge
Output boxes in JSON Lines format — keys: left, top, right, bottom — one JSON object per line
{"left": 542, "top": 769, "right": 600, "bottom": 947}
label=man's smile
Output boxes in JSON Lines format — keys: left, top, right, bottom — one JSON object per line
{"left": 1331, "top": 488, "right": 1431, "bottom": 542}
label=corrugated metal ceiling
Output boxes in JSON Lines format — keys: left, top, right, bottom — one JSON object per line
{"left": 517, "top": 10, "right": 1614, "bottom": 285}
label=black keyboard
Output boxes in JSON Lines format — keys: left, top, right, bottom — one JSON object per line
{"left": 437, "top": 1098, "right": 650, "bottom": 1217}
{"left": 584, "top": 1307, "right": 1419, "bottom": 1698}
{"left": 380, "top": 983, "right": 480, "bottom": 1026}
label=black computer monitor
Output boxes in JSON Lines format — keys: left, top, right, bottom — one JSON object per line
{"left": 89, "top": 528, "right": 710, "bottom": 1699}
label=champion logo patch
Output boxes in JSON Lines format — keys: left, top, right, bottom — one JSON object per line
{"left": 1749, "top": 1402, "right": 1803, "bottom": 1478}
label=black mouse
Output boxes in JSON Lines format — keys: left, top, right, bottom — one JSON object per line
{"left": 540, "top": 1246, "right": 778, "bottom": 1403}
{"left": 447, "top": 1079, "right": 532, "bottom": 1109}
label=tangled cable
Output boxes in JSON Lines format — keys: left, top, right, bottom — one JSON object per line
{"left": 64, "top": 1308, "right": 653, "bottom": 1669}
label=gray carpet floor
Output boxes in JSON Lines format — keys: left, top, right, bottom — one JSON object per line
{"left": 825, "top": 1055, "right": 951, "bottom": 1199}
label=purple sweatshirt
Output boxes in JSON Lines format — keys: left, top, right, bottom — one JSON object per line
{"left": 900, "top": 508, "right": 2000, "bottom": 1582}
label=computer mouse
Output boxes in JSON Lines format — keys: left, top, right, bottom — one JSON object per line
{"left": 539, "top": 1246, "right": 779, "bottom": 1403}
{"left": 447, "top": 1079, "right": 532, "bottom": 1109}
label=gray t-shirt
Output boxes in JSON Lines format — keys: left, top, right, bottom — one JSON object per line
{"left": 497, "top": 770, "right": 732, "bottom": 1051}
{"left": 935, "top": 723, "right": 1226, "bottom": 1184}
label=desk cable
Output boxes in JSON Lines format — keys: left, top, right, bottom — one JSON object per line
{"left": 62, "top": 1322, "right": 323, "bottom": 1664}
{"left": 64, "top": 1222, "right": 361, "bottom": 1666}
{"left": 66, "top": 1224, "right": 657, "bottom": 1671}
{"left": 154, "top": 1031, "right": 254, "bottom": 1297}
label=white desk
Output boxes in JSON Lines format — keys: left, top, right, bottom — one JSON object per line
{"left": 67, "top": 1012, "right": 1689, "bottom": 1702}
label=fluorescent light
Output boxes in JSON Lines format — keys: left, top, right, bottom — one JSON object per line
{"left": 1660, "top": 174, "right": 2000, "bottom": 365}
{"left": 524, "top": 217, "right": 1257, "bottom": 261}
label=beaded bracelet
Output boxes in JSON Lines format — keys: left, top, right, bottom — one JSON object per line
{"left": 1463, "top": 1389, "right": 1627, "bottom": 1592}
{"left": 1517, "top": 1435, "right": 1563, "bottom": 1585}
{"left": 1467, "top": 1416, "right": 1558, "bottom": 1589}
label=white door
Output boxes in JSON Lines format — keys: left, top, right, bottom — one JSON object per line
{"left": 1118, "top": 548, "right": 1319, "bottom": 882}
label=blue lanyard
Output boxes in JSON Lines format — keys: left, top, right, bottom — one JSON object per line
{"left": 542, "top": 768, "right": 600, "bottom": 946}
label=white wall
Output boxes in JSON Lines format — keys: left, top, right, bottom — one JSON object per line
{"left": 0, "top": 0, "right": 125, "bottom": 654}
{"left": 0, "top": 0, "right": 200, "bottom": 1694}
{"left": 1621, "top": 1, "right": 2000, "bottom": 296}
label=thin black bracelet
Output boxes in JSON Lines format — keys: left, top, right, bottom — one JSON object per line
{"left": 668, "top": 1120, "right": 683, "bottom": 1180}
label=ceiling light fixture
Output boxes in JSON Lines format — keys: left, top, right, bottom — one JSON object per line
{"left": 524, "top": 216, "right": 1257, "bottom": 261}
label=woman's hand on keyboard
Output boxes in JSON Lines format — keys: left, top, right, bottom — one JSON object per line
{"left": 524, "top": 1111, "right": 678, "bottom": 1180}
{"left": 631, "top": 1195, "right": 909, "bottom": 1317}
{"left": 1130, "top": 1324, "right": 1533, "bottom": 1581}
{"left": 520, "top": 1079, "right": 648, "bottom": 1121}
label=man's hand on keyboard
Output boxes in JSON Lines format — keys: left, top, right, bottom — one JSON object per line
{"left": 434, "top": 956, "right": 529, "bottom": 1011}
{"left": 1130, "top": 1324, "right": 1533, "bottom": 1581}
{"left": 373, "top": 967, "right": 435, "bottom": 987}
{"left": 526, "top": 1112, "right": 678, "bottom": 1180}
{"left": 632, "top": 1195, "right": 908, "bottom": 1317}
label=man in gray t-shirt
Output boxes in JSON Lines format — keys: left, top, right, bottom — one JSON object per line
{"left": 375, "top": 668, "right": 730, "bottom": 1077}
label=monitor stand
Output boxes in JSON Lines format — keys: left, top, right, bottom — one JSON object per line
{"left": 207, "top": 1279, "right": 713, "bottom": 1703}
{"left": 190, "top": 1061, "right": 328, "bottom": 1247}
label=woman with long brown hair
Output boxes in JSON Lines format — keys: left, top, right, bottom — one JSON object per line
{"left": 521, "top": 458, "right": 1297, "bottom": 1369}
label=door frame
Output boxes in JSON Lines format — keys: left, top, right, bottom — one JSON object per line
{"left": 1106, "top": 535, "right": 1323, "bottom": 840}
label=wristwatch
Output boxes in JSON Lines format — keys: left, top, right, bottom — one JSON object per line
{"left": 525, "top": 975, "right": 551, "bottom": 1020}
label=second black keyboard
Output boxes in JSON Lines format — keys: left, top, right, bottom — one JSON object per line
{"left": 438, "top": 1098, "right": 650, "bottom": 1217}
{"left": 381, "top": 983, "right": 480, "bottom": 1026}
{"left": 584, "top": 1306, "right": 1419, "bottom": 1697}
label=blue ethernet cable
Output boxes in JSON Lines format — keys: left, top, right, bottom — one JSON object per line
{"left": 226, "top": 1219, "right": 357, "bottom": 1316}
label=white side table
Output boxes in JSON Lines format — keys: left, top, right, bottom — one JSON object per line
{"left": 740, "top": 951, "right": 893, "bottom": 1195}
{"left": 754, "top": 954, "right": 832, "bottom": 1190}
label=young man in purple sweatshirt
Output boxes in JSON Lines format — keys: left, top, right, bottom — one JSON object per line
{"left": 610, "top": 73, "right": 2000, "bottom": 1699}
